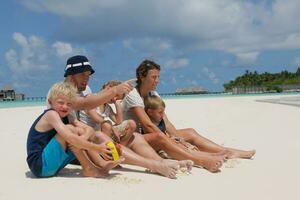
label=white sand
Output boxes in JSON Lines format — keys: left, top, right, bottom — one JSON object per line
{"left": 0, "top": 94, "right": 299, "bottom": 200}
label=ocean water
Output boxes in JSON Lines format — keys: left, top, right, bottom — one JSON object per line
{"left": 1, "top": 92, "right": 299, "bottom": 109}
{"left": 161, "top": 92, "right": 300, "bottom": 100}
{"left": 0, "top": 100, "right": 45, "bottom": 109}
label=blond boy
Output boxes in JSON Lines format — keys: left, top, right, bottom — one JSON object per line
{"left": 144, "top": 96, "right": 199, "bottom": 157}
{"left": 26, "top": 82, "right": 122, "bottom": 178}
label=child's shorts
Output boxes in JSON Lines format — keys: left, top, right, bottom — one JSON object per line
{"left": 114, "top": 120, "right": 129, "bottom": 133}
{"left": 41, "top": 137, "right": 75, "bottom": 177}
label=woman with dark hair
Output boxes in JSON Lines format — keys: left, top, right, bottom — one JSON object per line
{"left": 122, "top": 59, "right": 255, "bottom": 172}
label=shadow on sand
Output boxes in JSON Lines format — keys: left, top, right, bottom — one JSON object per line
{"left": 24, "top": 165, "right": 155, "bottom": 179}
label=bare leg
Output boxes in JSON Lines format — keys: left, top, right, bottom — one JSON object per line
{"left": 131, "top": 133, "right": 191, "bottom": 168}
{"left": 128, "top": 132, "right": 164, "bottom": 160}
{"left": 117, "top": 120, "right": 136, "bottom": 146}
{"left": 225, "top": 148, "right": 256, "bottom": 159}
{"left": 60, "top": 126, "right": 122, "bottom": 177}
{"left": 117, "top": 127, "right": 135, "bottom": 146}
{"left": 101, "top": 122, "right": 113, "bottom": 135}
{"left": 122, "top": 146, "right": 178, "bottom": 179}
{"left": 89, "top": 130, "right": 178, "bottom": 178}
{"left": 143, "top": 132, "right": 223, "bottom": 172}
{"left": 94, "top": 130, "right": 112, "bottom": 144}
{"left": 176, "top": 128, "right": 256, "bottom": 159}
{"left": 92, "top": 128, "right": 190, "bottom": 178}
{"left": 164, "top": 159, "right": 194, "bottom": 172}
{"left": 176, "top": 128, "right": 225, "bottom": 152}
{"left": 55, "top": 134, "right": 105, "bottom": 178}
{"left": 85, "top": 150, "right": 124, "bottom": 175}
{"left": 127, "top": 133, "right": 194, "bottom": 172}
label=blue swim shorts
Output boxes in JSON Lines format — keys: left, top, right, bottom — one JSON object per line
{"left": 41, "top": 137, "right": 75, "bottom": 177}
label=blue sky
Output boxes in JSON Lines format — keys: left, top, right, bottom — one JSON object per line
{"left": 1, "top": 0, "right": 300, "bottom": 97}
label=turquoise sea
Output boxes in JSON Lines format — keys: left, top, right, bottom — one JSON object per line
{"left": 0, "top": 92, "right": 299, "bottom": 109}
{"left": 0, "top": 100, "right": 45, "bottom": 109}
{"left": 161, "top": 92, "right": 300, "bottom": 100}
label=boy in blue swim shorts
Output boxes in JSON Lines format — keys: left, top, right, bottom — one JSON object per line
{"left": 26, "top": 82, "right": 122, "bottom": 178}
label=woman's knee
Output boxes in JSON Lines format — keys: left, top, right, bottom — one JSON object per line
{"left": 186, "top": 128, "right": 197, "bottom": 134}
{"left": 144, "top": 132, "right": 167, "bottom": 145}
{"left": 180, "top": 128, "right": 198, "bottom": 138}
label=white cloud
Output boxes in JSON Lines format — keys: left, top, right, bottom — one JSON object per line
{"left": 5, "top": 32, "right": 90, "bottom": 93}
{"left": 202, "top": 67, "right": 219, "bottom": 84}
{"left": 52, "top": 41, "right": 73, "bottom": 57}
{"left": 5, "top": 50, "right": 18, "bottom": 69}
{"left": 52, "top": 41, "right": 87, "bottom": 58}
{"left": 21, "top": 0, "right": 300, "bottom": 64}
{"left": 139, "top": 38, "right": 172, "bottom": 53}
{"left": 165, "top": 58, "right": 189, "bottom": 69}
{"left": 121, "top": 38, "right": 173, "bottom": 58}
{"left": 236, "top": 51, "right": 259, "bottom": 65}
{"left": 21, "top": 0, "right": 126, "bottom": 17}
{"left": 5, "top": 32, "right": 49, "bottom": 75}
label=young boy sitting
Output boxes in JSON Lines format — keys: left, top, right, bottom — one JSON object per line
{"left": 84, "top": 80, "right": 136, "bottom": 146}
{"left": 26, "top": 82, "right": 122, "bottom": 178}
{"left": 144, "top": 95, "right": 199, "bottom": 158}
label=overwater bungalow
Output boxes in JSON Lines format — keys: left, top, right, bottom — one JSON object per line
{"left": 0, "top": 85, "right": 25, "bottom": 101}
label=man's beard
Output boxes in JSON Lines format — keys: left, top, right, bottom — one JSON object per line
{"left": 77, "top": 82, "right": 88, "bottom": 92}
{"left": 77, "top": 86, "right": 85, "bottom": 92}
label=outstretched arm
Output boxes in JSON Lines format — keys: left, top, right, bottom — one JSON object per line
{"left": 73, "top": 80, "right": 134, "bottom": 110}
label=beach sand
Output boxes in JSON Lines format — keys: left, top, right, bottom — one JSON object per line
{"left": 0, "top": 94, "right": 299, "bottom": 200}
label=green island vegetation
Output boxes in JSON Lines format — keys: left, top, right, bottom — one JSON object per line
{"left": 223, "top": 68, "right": 300, "bottom": 93}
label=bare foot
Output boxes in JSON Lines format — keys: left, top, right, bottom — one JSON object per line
{"left": 178, "top": 160, "right": 194, "bottom": 172}
{"left": 201, "top": 156, "right": 223, "bottom": 173}
{"left": 100, "top": 156, "right": 124, "bottom": 170}
{"left": 163, "top": 159, "right": 193, "bottom": 173}
{"left": 148, "top": 160, "right": 178, "bottom": 179}
{"left": 226, "top": 149, "right": 256, "bottom": 159}
{"left": 83, "top": 157, "right": 124, "bottom": 178}
{"left": 82, "top": 166, "right": 108, "bottom": 178}
{"left": 162, "top": 159, "right": 180, "bottom": 170}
